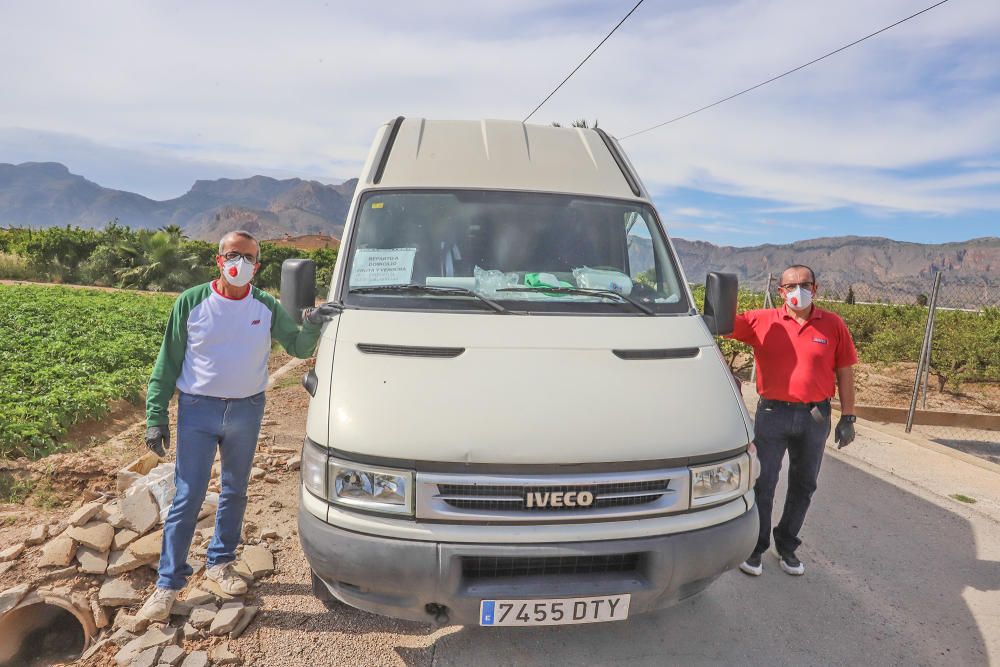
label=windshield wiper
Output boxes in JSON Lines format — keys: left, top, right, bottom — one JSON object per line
{"left": 349, "top": 284, "right": 508, "bottom": 313}
{"left": 497, "top": 286, "right": 655, "bottom": 315}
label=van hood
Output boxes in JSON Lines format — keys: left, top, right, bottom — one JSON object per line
{"left": 320, "top": 310, "right": 751, "bottom": 465}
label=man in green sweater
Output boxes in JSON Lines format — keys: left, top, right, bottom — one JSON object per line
{"left": 139, "top": 230, "right": 338, "bottom": 620}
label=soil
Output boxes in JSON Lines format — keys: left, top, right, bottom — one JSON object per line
{"left": 0, "top": 348, "right": 444, "bottom": 667}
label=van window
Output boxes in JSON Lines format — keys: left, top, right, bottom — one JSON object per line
{"left": 342, "top": 190, "right": 689, "bottom": 314}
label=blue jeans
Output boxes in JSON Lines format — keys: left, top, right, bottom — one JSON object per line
{"left": 752, "top": 400, "right": 831, "bottom": 558}
{"left": 157, "top": 391, "right": 265, "bottom": 590}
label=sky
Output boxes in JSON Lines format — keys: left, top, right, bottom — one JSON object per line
{"left": 0, "top": 0, "right": 998, "bottom": 246}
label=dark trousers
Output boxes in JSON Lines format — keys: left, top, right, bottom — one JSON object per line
{"left": 752, "top": 401, "right": 831, "bottom": 557}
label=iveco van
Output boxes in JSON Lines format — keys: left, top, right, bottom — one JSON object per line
{"left": 285, "top": 118, "right": 758, "bottom": 627}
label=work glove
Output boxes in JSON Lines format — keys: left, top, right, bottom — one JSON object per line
{"left": 145, "top": 424, "right": 171, "bottom": 457}
{"left": 303, "top": 303, "right": 343, "bottom": 325}
{"left": 835, "top": 416, "right": 856, "bottom": 449}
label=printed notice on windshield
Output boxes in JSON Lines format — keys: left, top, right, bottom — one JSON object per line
{"left": 350, "top": 248, "right": 417, "bottom": 286}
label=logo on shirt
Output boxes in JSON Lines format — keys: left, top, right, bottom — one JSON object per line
{"left": 812, "top": 337, "right": 828, "bottom": 345}
{"left": 250, "top": 319, "right": 261, "bottom": 326}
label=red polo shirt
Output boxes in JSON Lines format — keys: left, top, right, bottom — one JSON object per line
{"left": 729, "top": 305, "right": 858, "bottom": 403}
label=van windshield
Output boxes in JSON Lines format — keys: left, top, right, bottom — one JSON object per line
{"left": 341, "top": 190, "right": 690, "bottom": 314}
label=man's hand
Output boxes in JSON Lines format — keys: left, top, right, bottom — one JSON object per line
{"left": 303, "top": 303, "right": 343, "bottom": 325}
{"left": 835, "top": 416, "right": 856, "bottom": 449}
{"left": 145, "top": 424, "right": 170, "bottom": 457}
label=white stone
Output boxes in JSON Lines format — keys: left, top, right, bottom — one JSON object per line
{"left": 188, "top": 605, "right": 216, "bottom": 629}
{"left": 0, "top": 583, "right": 30, "bottom": 615}
{"left": 122, "top": 487, "right": 159, "bottom": 534}
{"left": 180, "top": 651, "right": 209, "bottom": 667}
{"left": 26, "top": 524, "right": 47, "bottom": 545}
{"left": 241, "top": 545, "right": 274, "bottom": 577}
{"left": 159, "top": 645, "right": 186, "bottom": 666}
{"left": 0, "top": 543, "right": 24, "bottom": 561}
{"left": 99, "top": 578, "right": 142, "bottom": 606}
{"left": 133, "top": 646, "right": 162, "bottom": 667}
{"left": 209, "top": 603, "right": 244, "bottom": 635}
{"left": 38, "top": 535, "right": 77, "bottom": 567}
{"left": 229, "top": 605, "right": 258, "bottom": 639}
{"left": 113, "top": 528, "right": 140, "bottom": 550}
{"left": 128, "top": 529, "right": 163, "bottom": 560}
{"left": 209, "top": 643, "right": 240, "bottom": 665}
{"left": 67, "top": 521, "right": 115, "bottom": 551}
{"left": 107, "top": 549, "right": 151, "bottom": 575}
{"left": 76, "top": 546, "right": 109, "bottom": 574}
{"left": 68, "top": 500, "right": 104, "bottom": 526}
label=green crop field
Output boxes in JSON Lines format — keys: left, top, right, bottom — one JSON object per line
{"left": 0, "top": 284, "right": 173, "bottom": 459}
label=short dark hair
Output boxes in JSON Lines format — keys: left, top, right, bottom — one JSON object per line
{"left": 782, "top": 264, "right": 816, "bottom": 283}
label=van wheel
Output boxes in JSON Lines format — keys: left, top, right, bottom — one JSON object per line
{"left": 311, "top": 571, "right": 341, "bottom": 611}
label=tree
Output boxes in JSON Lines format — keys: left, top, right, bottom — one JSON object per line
{"left": 551, "top": 119, "right": 599, "bottom": 128}
{"left": 845, "top": 286, "right": 856, "bottom": 305}
{"left": 916, "top": 293, "right": 928, "bottom": 307}
{"left": 116, "top": 229, "right": 208, "bottom": 291}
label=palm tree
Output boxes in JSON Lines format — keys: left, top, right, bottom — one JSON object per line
{"left": 116, "top": 229, "right": 204, "bottom": 291}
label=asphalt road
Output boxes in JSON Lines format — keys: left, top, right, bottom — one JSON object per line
{"left": 423, "top": 453, "right": 998, "bottom": 666}
{"left": 235, "top": 379, "right": 999, "bottom": 667}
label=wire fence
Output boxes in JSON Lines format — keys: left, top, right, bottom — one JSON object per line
{"left": 732, "top": 273, "right": 1000, "bottom": 463}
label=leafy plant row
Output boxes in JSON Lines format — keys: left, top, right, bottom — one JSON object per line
{"left": 0, "top": 285, "right": 174, "bottom": 459}
{"left": 692, "top": 285, "right": 1000, "bottom": 390}
{"left": 0, "top": 222, "right": 338, "bottom": 293}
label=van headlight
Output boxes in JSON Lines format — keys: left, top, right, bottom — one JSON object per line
{"left": 301, "top": 438, "right": 328, "bottom": 499}
{"left": 330, "top": 458, "right": 414, "bottom": 515}
{"left": 690, "top": 454, "right": 750, "bottom": 508}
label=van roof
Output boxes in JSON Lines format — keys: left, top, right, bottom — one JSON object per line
{"left": 363, "top": 118, "right": 646, "bottom": 200}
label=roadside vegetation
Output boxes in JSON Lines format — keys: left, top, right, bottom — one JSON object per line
{"left": 0, "top": 222, "right": 338, "bottom": 292}
{"left": 691, "top": 285, "right": 1000, "bottom": 393}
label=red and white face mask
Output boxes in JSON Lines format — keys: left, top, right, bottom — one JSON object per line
{"left": 784, "top": 286, "right": 813, "bottom": 310}
{"left": 221, "top": 257, "right": 255, "bottom": 287}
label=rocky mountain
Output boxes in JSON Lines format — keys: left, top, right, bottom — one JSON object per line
{"left": 0, "top": 162, "right": 355, "bottom": 240}
{"left": 670, "top": 236, "right": 1000, "bottom": 305}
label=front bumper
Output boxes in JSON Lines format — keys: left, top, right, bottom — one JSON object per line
{"left": 299, "top": 503, "right": 758, "bottom": 625}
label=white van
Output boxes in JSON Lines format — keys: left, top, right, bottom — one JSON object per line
{"left": 284, "top": 118, "right": 758, "bottom": 627}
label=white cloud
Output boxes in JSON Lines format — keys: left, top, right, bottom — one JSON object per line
{"left": 0, "top": 0, "right": 997, "bottom": 217}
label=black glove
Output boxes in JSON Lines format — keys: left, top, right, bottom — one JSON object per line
{"left": 145, "top": 424, "right": 170, "bottom": 457}
{"left": 303, "top": 303, "right": 343, "bottom": 325}
{"left": 835, "top": 415, "right": 856, "bottom": 449}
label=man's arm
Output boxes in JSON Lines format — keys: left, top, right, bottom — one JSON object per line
{"left": 146, "top": 299, "right": 187, "bottom": 427}
{"left": 836, "top": 365, "right": 856, "bottom": 415}
{"left": 726, "top": 311, "right": 759, "bottom": 347}
{"left": 267, "top": 295, "right": 323, "bottom": 359}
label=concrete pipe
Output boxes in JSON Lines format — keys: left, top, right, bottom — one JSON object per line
{"left": 0, "top": 590, "right": 95, "bottom": 666}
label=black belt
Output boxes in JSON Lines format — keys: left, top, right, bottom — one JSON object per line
{"left": 759, "top": 398, "right": 830, "bottom": 410}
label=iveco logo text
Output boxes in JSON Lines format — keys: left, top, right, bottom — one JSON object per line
{"left": 525, "top": 491, "right": 595, "bottom": 508}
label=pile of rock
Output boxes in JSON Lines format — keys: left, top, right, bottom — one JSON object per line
{"left": 0, "top": 451, "right": 284, "bottom": 666}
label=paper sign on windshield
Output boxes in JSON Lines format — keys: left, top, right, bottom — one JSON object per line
{"left": 350, "top": 248, "right": 417, "bottom": 286}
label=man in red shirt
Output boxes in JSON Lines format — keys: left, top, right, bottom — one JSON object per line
{"left": 730, "top": 265, "right": 858, "bottom": 576}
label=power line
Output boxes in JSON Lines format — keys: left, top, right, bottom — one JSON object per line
{"left": 524, "top": 0, "right": 646, "bottom": 123}
{"left": 621, "top": 0, "right": 953, "bottom": 140}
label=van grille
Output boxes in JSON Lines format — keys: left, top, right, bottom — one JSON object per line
{"left": 415, "top": 467, "right": 691, "bottom": 522}
{"left": 462, "top": 554, "right": 641, "bottom": 580}
{"left": 437, "top": 480, "right": 669, "bottom": 512}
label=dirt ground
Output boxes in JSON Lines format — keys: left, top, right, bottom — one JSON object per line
{"left": 0, "top": 350, "right": 448, "bottom": 666}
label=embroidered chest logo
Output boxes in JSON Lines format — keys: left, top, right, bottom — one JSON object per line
{"left": 250, "top": 319, "right": 261, "bottom": 326}
{"left": 812, "top": 337, "right": 828, "bottom": 345}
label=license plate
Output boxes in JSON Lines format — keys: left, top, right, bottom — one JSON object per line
{"left": 479, "top": 594, "right": 630, "bottom": 627}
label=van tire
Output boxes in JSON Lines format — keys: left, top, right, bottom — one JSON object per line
{"left": 311, "top": 570, "right": 342, "bottom": 611}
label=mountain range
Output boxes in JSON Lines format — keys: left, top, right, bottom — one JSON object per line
{"left": 2, "top": 161, "right": 997, "bottom": 303}
{"left": 0, "top": 161, "right": 355, "bottom": 240}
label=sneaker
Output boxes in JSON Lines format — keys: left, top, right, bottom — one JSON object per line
{"left": 138, "top": 587, "right": 178, "bottom": 621}
{"left": 205, "top": 562, "right": 249, "bottom": 594}
{"left": 739, "top": 553, "right": 763, "bottom": 576}
{"left": 778, "top": 553, "right": 805, "bottom": 576}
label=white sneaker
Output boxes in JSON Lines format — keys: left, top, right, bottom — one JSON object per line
{"left": 739, "top": 554, "right": 763, "bottom": 576}
{"left": 778, "top": 553, "right": 805, "bottom": 576}
{"left": 138, "top": 587, "right": 178, "bottom": 621}
{"left": 205, "top": 562, "right": 248, "bottom": 594}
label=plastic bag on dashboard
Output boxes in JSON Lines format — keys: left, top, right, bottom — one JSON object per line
{"left": 572, "top": 266, "right": 633, "bottom": 295}
{"left": 474, "top": 265, "right": 519, "bottom": 296}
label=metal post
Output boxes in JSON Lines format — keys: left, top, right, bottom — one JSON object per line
{"left": 920, "top": 291, "right": 938, "bottom": 408}
{"left": 906, "top": 272, "right": 942, "bottom": 432}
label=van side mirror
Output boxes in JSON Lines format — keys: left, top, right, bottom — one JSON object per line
{"left": 280, "top": 258, "right": 316, "bottom": 324}
{"left": 702, "top": 272, "right": 738, "bottom": 336}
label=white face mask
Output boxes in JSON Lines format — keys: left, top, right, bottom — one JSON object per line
{"left": 784, "top": 286, "right": 813, "bottom": 310}
{"left": 221, "top": 257, "right": 255, "bottom": 287}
